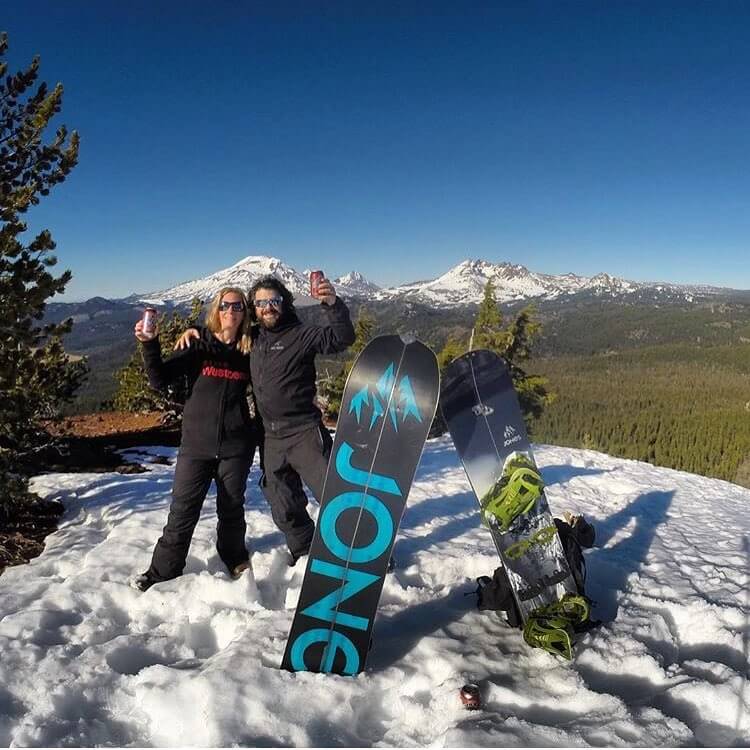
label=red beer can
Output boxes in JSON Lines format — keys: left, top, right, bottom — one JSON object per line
{"left": 142, "top": 307, "right": 157, "bottom": 337}
{"left": 459, "top": 683, "right": 482, "bottom": 710}
{"left": 310, "top": 270, "right": 324, "bottom": 298}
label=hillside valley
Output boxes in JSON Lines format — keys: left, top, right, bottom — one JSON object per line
{"left": 45, "top": 258, "right": 750, "bottom": 485}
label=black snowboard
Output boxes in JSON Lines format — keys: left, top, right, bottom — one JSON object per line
{"left": 281, "top": 334, "right": 439, "bottom": 675}
{"left": 441, "top": 349, "right": 577, "bottom": 621}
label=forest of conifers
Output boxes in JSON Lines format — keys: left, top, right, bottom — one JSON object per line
{"left": 530, "top": 344, "right": 750, "bottom": 486}
{"left": 54, "top": 295, "right": 750, "bottom": 487}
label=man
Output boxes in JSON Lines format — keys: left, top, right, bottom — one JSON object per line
{"left": 178, "top": 275, "right": 355, "bottom": 564}
{"left": 250, "top": 275, "right": 355, "bottom": 563}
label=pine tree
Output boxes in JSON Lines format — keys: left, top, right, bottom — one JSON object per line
{"left": 734, "top": 453, "right": 750, "bottom": 489}
{"left": 110, "top": 299, "right": 204, "bottom": 414}
{"left": 0, "top": 34, "right": 87, "bottom": 522}
{"left": 473, "top": 280, "right": 507, "bottom": 351}
{"left": 437, "top": 335, "right": 467, "bottom": 372}
{"left": 471, "top": 281, "right": 551, "bottom": 425}
{"left": 351, "top": 309, "right": 375, "bottom": 358}
{"left": 430, "top": 334, "right": 469, "bottom": 437}
{"left": 321, "top": 309, "right": 375, "bottom": 419}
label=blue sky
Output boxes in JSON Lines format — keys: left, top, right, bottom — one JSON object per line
{"left": 5, "top": 1, "right": 750, "bottom": 300}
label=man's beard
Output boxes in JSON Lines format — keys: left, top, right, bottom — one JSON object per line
{"left": 259, "top": 310, "right": 281, "bottom": 328}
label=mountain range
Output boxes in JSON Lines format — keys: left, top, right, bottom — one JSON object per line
{"left": 46, "top": 254, "right": 750, "bottom": 415}
{"left": 134, "top": 255, "right": 737, "bottom": 309}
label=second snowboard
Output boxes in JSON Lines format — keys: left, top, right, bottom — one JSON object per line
{"left": 441, "top": 349, "right": 589, "bottom": 657}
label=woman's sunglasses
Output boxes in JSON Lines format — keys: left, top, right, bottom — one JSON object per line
{"left": 219, "top": 301, "right": 245, "bottom": 312}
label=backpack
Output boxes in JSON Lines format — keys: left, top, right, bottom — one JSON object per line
{"left": 474, "top": 514, "right": 595, "bottom": 629}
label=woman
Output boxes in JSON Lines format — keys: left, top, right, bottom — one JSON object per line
{"left": 132, "top": 287, "right": 257, "bottom": 591}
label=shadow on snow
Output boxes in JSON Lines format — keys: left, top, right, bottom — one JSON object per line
{"left": 585, "top": 489, "right": 674, "bottom": 622}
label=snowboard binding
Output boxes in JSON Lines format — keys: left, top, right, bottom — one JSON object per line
{"left": 505, "top": 524, "right": 557, "bottom": 560}
{"left": 552, "top": 593, "right": 590, "bottom": 623}
{"left": 522, "top": 594, "right": 591, "bottom": 659}
{"left": 480, "top": 454, "right": 544, "bottom": 531}
{"left": 523, "top": 614, "right": 575, "bottom": 659}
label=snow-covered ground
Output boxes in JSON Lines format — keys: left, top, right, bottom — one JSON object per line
{"left": 1, "top": 438, "right": 749, "bottom": 747}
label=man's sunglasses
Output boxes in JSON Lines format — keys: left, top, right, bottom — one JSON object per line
{"left": 219, "top": 301, "right": 245, "bottom": 312}
{"left": 254, "top": 296, "right": 283, "bottom": 309}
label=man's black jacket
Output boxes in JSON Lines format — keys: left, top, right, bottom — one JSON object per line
{"left": 141, "top": 328, "right": 256, "bottom": 459}
{"left": 251, "top": 298, "right": 355, "bottom": 437}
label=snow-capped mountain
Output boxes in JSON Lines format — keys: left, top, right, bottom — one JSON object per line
{"left": 134, "top": 254, "right": 729, "bottom": 309}
{"left": 373, "top": 259, "right": 688, "bottom": 307}
{"left": 137, "top": 256, "right": 381, "bottom": 308}
{"left": 376, "top": 259, "right": 586, "bottom": 305}
{"left": 334, "top": 270, "right": 381, "bottom": 297}
{"left": 138, "top": 256, "right": 312, "bottom": 306}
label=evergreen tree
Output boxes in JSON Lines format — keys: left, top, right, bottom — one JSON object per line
{"left": 430, "top": 334, "right": 469, "bottom": 437}
{"left": 350, "top": 309, "right": 375, "bottom": 358}
{"left": 437, "top": 335, "right": 467, "bottom": 372}
{"left": 0, "top": 34, "right": 87, "bottom": 522}
{"left": 321, "top": 309, "right": 375, "bottom": 419}
{"left": 734, "top": 453, "right": 750, "bottom": 489}
{"left": 471, "top": 281, "right": 551, "bottom": 425}
{"left": 473, "top": 280, "right": 507, "bottom": 351}
{"left": 110, "top": 299, "right": 203, "bottom": 414}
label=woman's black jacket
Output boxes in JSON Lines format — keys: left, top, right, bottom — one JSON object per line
{"left": 140, "top": 328, "right": 256, "bottom": 459}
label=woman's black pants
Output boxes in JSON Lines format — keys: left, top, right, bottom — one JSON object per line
{"left": 147, "top": 453, "right": 252, "bottom": 581}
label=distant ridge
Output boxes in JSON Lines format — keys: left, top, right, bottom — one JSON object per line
{"left": 134, "top": 254, "right": 733, "bottom": 308}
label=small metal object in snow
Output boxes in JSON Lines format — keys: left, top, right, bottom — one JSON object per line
{"left": 459, "top": 683, "right": 482, "bottom": 710}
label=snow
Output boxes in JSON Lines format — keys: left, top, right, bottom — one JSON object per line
{"left": 137, "top": 256, "right": 382, "bottom": 309}
{"left": 2, "top": 439, "right": 749, "bottom": 747}
{"left": 334, "top": 271, "right": 381, "bottom": 296}
{"left": 375, "top": 259, "right": 649, "bottom": 307}
{"left": 139, "top": 256, "right": 313, "bottom": 307}
{"left": 132, "top": 254, "right": 726, "bottom": 310}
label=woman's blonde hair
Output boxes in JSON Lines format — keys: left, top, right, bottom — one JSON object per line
{"left": 205, "top": 287, "right": 253, "bottom": 354}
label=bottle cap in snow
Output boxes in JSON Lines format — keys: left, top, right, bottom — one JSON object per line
{"left": 459, "top": 683, "right": 482, "bottom": 710}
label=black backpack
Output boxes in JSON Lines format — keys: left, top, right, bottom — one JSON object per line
{"left": 474, "top": 515, "right": 595, "bottom": 629}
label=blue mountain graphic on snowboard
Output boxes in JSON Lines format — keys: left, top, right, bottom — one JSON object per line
{"left": 347, "top": 363, "right": 422, "bottom": 431}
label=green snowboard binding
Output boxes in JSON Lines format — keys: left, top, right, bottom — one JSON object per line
{"left": 522, "top": 594, "right": 591, "bottom": 659}
{"left": 480, "top": 453, "right": 544, "bottom": 531}
{"left": 523, "top": 613, "right": 575, "bottom": 659}
{"left": 505, "top": 524, "right": 557, "bottom": 560}
{"left": 552, "top": 593, "right": 590, "bottom": 624}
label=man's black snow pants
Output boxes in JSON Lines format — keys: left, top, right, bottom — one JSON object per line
{"left": 148, "top": 454, "right": 252, "bottom": 581}
{"left": 261, "top": 422, "right": 333, "bottom": 561}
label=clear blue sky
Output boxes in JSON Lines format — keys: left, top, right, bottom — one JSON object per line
{"left": 5, "top": 1, "right": 750, "bottom": 300}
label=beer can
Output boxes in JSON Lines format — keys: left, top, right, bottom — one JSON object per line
{"left": 142, "top": 307, "right": 157, "bottom": 337}
{"left": 459, "top": 683, "right": 482, "bottom": 710}
{"left": 310, "top": 270, "right": 324, "bottom": 298}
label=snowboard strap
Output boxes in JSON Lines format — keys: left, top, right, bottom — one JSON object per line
{"left": 473, "top": 515, "right": 597, "bottom": 631}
